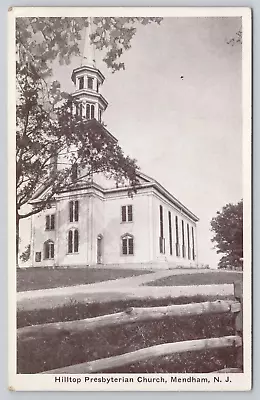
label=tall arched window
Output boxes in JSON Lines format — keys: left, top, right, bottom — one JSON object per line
{"left": 91, "top": 104, "right": 95, "bottom": 119}
{"left": 68, "top": 229, "right": 79, "bottom": 253}
{"left": 121, "top": 234, "right": 134, "bottom": 256}
{"left": 86, "top": 104, "right": 90, "bottom": 119}
{"left": 44, "top": 240, "right": 54, "bottom": 259}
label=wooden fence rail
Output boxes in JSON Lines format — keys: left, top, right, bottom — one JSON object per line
{"left": 18, "top": 299, "right": 240, "bottom": 342}
{"left": 43, "top": 335, "right": 242, "bottom": 374}
{"left": 19, "top": 281, "right": 243, "bottom": 374}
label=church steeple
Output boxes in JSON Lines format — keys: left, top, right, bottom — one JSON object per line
{"left": 71, "top": 18, "right": 108, "bottom": 122}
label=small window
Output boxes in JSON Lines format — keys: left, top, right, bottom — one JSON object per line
{"left": 79, "top": 77, "right": 84, "bottom": 90}
{"left": 87, "top": 77, "right": 94, "bottom": 89}
{"left": 35, "top": 252, "right": 41, "bottom": 262}
{"left": 121, "top": 205, "right": 133, "bottom": 223}
{"left": 121, "top": 234, "right": 134, "bottom": 256}
{"left": 98, "top": 109, "right": 102, "bottom": 122}
{"left": 68, "top": 229, "right": 79, "bottom": 253}
{"left": 69, "top": 200, "right": 79, "bottom": 223}
{"left": 45, "top": 214, "right": 55, "bottom": 230}
{"left": 44, "top": 241, "right": 54, "bottom": 259}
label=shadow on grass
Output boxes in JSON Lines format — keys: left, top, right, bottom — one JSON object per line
{"left": 17, "top": 294, "right": 239, "bottom": 374}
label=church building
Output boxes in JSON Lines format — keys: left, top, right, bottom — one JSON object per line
{"left": 29, "top": 25, "right": 199, "bottom": 270}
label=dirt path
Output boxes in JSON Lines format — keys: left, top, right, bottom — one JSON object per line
{"left": 17, "top": 268, "right": 234, "bottom": 311}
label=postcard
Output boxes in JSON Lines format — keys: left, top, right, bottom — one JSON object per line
{"left": 8, "top": 6, "right": 252, "bottom": 391}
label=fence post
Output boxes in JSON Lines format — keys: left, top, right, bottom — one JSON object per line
{"left": 233, "top": 281, "right": 243, "bottom": 371}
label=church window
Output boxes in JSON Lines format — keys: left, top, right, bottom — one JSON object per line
{"left": 87, "top": 77, "right": 94, "bottom": 89}
{"left": 192, "top": 226, "right": 196, "bottom": 261}
{"left": 159, "top": 205, "right": 165, "bottom": 254}
{"left": 121, "top": 205, "right": 133, "bottom": 222}
{"left": 79, "top": 76, "right": 84, "bottom": 90}
{"left": 35, "top": 252, "right": 41, "bottom": 262}
{"left": 182, "top": 220, "right": 186, "bottom": 258}
{"left": 69, "top": 200, "right": 79, "bottom": 222}
{"left": 44, "top": 240, "right": 54, "bottom": 259}
{"left": 175, "top": 216, "right": 180, "bottom": 257}
{"left": 159, "top": 237, "right": 165, "bottom": 254}
{"left": 168, "top": 211, "right": 173, "bottom": 255}
{"left": 121, "top": 234, "right": 134, "bottom": 255}
{"left": 68, "top": 229, "right": 79, "bottom": 253}
{"left": 79, "top": 103, "right": 83, "bottom": 117}
{"left": 187, "top": 223, "right": 191, "bottom": 260}
{"left": 159, "top": 205, "right": 164, "bottom": 237}
{"left": 45, "top": 214, "right": 55, "bottom": 230}
{"left": 86, "top": 104, "right": 90, "bottom": 119}
{"left": 91, "top": 104, "right": 95, "bottom": 119}
{"left": 99, "top": 109, "right": 102, "bottom": 122}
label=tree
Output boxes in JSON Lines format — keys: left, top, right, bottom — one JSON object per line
{"left": 16, "top": 17, "right": 164, "bottom": 265}
{"left": 16, "top": 17, "right": 162, "bottom": 75}
{"left": 227, "top": 28, "right": 242, "bottom": 46}
{"left": 16, "top": 66, "right": 139, "bottom": 265}
{"left": 20, "top": 244, "right": 31, "bottom": 263}
{"left": 210, "top": 200, "right": 243, "bottom": 270}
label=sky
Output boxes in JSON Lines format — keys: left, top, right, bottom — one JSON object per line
{"left": 21, "top": 17, "right": 242, "bottom": 268}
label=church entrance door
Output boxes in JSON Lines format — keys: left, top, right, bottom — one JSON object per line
{"left": 97, "top": 234, "right": 103, "bottom": 264}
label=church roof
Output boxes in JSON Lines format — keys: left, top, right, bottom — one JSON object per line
{"left": 136, "top": 172, "right": 199, "bottom": 222}
{"left": 38, "top": 171, "right": 198, "bottom": 223}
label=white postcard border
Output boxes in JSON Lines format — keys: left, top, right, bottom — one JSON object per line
{"left": 8, "top": 6, "right": 252, "bottom": 392}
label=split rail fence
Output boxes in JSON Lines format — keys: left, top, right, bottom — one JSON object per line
{"left": 18, "top": 281, "right": 243, "bottom": 374}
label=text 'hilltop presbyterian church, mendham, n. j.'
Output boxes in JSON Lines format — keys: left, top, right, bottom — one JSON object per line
{"left": 29, "top": 23, "right": 199, "bottom": 270}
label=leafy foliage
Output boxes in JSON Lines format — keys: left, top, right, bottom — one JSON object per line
{"left": 16, "top": 17, "right": 162, "bottom": 75}
{"left": 15, "top": 17, "right": 163, "bottom": 218}
{"left": 16, "top": 68, "right": 139, "bottom": 221}
{"left": 15, "top": 16, "right": 162, "bottom": 263}
{"left": 19, "top": 244, "right": 31, "bottom": 262}
{"left": 227, "top": 28, "right": 242, "bottom": 46}
{"left": 210, "top": 200, "right": 243, "bottom": 270}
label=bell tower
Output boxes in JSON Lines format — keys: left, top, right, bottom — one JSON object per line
{"left": 71, "top": 18, "right": 108, "bottom": 122}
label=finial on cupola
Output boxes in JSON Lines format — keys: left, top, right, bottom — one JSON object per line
{"left": 70, "top": 17, "right": 108, "bottom": 122}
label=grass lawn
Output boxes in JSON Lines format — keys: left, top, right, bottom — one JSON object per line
{"left": 17, "top": 267, "right": 152, "bottom": 292}
{"left": 17, "top": 295, "right": 239, "bottom": 374}
{"left": 145, "top": 271, "right": 242, "bottom": 287}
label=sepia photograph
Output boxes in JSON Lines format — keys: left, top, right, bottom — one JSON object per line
{"left": 9, "top": 7, "right": 251, "bottom": 391}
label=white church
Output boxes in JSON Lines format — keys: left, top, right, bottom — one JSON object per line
{"left": 29, "top": 26, "right": 199, "bottom": 270}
